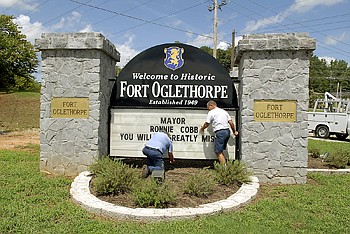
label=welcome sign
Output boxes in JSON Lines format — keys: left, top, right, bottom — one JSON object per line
{"left": 110, "top": 43, "right": 238, "bottom": 159}
{"left": 111, "top": 43, "right": 238, "bottom": 109}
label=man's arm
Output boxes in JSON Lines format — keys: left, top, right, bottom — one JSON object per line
{"left": 168, "top": 152, "right": 175, "bottom": 163}
{"left": 228, "top": 119, "right": 239, "bottom": 136}
{"left": 199, "top": 122, "right": 210, "bottom": 133}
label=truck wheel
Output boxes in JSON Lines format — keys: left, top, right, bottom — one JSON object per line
{"left": 316, "top": 126, "right": 330, "bottom": 139}
{"left": 335, "top": 133, "right": 349, "bottom": 140}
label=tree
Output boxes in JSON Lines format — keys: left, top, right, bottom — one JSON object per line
{"left": 309, "top": 55, "right": 330, "bottom": 79}
{"left": 309, "top": 55, "right": 330, "bottom": 94}
{"left": 200, "top": 46, "right": 232, "bottom": 72}
{"left": 309, "top": 55, "right": 350, "bottom": 100}
{"left": 0, "top": 14, "right": 38, "bottom": 91}
{"left": 115, "top": 66, "right": 122, "bottom": 77}
{"left": 216, "top": 46, "right": 232, "bottom": 72}
{"left": 329, "top": 60, "right": 350, "bottom": 94}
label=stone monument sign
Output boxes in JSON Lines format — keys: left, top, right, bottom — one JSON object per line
{"left": 35, "top": 33, "right": 120, "bottom": 176}
{"left": 36, "top": 32, "right": 315, "bottom": 184}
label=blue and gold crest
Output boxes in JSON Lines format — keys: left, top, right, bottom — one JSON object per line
{"left": 164, "top": 46, "right": 184, "bottom": 71}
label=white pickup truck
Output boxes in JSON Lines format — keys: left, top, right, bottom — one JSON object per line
{"left": 308, "top": 93, "right": 350, "bottom": 140}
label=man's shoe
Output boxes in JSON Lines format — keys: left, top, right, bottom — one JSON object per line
{"left": 151, "top": 169, "right": 165, "bottom": 183}
{"left": 141, "top": 164, "right": 149, "bottom": 178}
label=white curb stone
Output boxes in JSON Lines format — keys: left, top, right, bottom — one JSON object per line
{"left": 70, "top": 171, "right": 259, "bottom": 221}
{"left": 308, "top": 168, "right": 350, "bottom": 173}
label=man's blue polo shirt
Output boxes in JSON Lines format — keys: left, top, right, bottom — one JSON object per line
{"left": 145, "top": 132, "right": 173, "bottom": 154}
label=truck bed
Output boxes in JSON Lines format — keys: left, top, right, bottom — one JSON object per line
{"left": 308, "top": 112, "right": 348, "bottom": 134}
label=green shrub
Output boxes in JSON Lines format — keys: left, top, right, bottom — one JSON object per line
{"left": 13, "top": 76, "right": 41, "bottom": 92}
{"left": 325, "top": 149, "right": 350, "bottom": 169}
{"left": 89, "top": 157, "right": 140, "bottom": 196}
{"left": 214, "top": 160, "right": 252, "bottom": 186}
{"left": 308, "top": 146, "right": 320, "bottom": 158}
{"left": 183, "top": 169, "right": 215, "bottom": 197}
{"left": 132, "top": 179, "right": 176, "bottom": 208}
{"left": 309, "top": 139, "right": 350, "bottom": 158}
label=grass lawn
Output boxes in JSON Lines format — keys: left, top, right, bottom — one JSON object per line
{"left": 1, "top": 146, "right": 349, "bottom": 233}
{"left": 1, "top": 92, "right": 349, "bottom": 232}
{"left": 0, "top": 92, "right": 40, "bottom": 131}
{"left": 309, "top": 138, "right": 350, "bottom": 155}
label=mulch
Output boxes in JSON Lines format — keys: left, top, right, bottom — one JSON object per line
{"left": 90, "top": 158, "right": 240, "bottom": 208}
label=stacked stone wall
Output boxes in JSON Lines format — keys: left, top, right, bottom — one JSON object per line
{"left": 36, "top": 33, "right": 119, "bottom": 176}
{"left": 235, "top": 33, "right": 316, "bottom": 184}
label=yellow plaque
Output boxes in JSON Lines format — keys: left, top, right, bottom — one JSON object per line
{"left": 51, "top": 98, "right": 89, "bottom": 118}
{"left": 254, "top": 100, "right": 297, "bottom": 122}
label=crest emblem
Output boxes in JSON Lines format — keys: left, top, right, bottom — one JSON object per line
{"left": 164, "top": 46, "right": 184, "bottom": 71}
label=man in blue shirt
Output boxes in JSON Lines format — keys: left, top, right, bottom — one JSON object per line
{"left": 141, "top": 131, "right": 175, "bottom": 178}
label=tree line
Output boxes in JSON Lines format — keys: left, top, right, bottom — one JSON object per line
{"left": 0, "top": 15, "right": 39, "bottom": 92}
{"left": 1, "top": 14, "right": 350, "bottom": 98}
{"left": 309, "top": 55, "right": 350, "bottom": 96}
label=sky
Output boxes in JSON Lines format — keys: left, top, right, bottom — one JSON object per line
{"left": 1, "top": 0, "right": 350, "bottom": 79}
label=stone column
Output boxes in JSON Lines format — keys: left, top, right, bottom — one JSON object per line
{"left": 35, "top": 33, "right": 120, "bottom": 176}
{"left": 235, "top": 33, "right": 316, "bottom": 184}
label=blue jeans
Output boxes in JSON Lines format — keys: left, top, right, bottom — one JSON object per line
{"left": 214, "top": 129, "right": 230, "bottom": 154}
{"left": 142, "top": 147, "right": 164, "bottom": 172}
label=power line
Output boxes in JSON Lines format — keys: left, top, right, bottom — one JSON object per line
{"left": 23, "top": 0, "right": 50, "bottom": 15}
{"left": 223, "top": 1, "right": 350, "bottom": 60}
{"left": 20, "top": 0, "right": 93, "bottom": 36}
{"left": 315, "top": 44, "right": 350, "bottom": 60}
{"left": 272, "top": 12, "right": 350, "bottom": 28}
{"left": 69, "top": 0, "right": 214, "bottom": 40}
{"left": 245, "top": 0, "right": 350, "bottom": 52}
{"left": 254, "top": 18, "right": 350, "bottom": 34}
{"left": 226, "top": 4, "right": 289, "bottom": 33}
{"left": 220, "top": 7, "right": 350, "bottom": 39}
{"left": 316, "top": 24, "right": 350, "bottom": 33}
{"left": 90, "top": 0, "right": 155, "bottom": 27}
{"left": 3, "top": 0, "right": 227, "bottom": 52}
{"left": 40, "top": 0, "right": 92, "bottom": 26}
{"left": 223, "top": 8, "right": 350, "bottom": 38}
{"left": 241, "top": 18, "right": 350, "bottom": 41}
{"left": 109, "top": 1, "right": 210, "bottom": 37}
{"left": 80, "top": 0, "right": 111, "bottom": 14}
{"left": 1, "top": 0, "right": 21, "bottom": 13}
{"left": 76, "top": 0, "right": 212, "bottom": 39}
{"left": 8, "top": 0, "right": 348, "bottom": 62}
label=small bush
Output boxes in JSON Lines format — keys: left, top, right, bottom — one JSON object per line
{"left": 132, "top": 179, "right": 176, "bottom": 208}
{"left": 183, "top": 169, "right": 215, "bottom": 197}
{"left": 308, "top": 147, "right": 320, "bottom": 158}
{"left": 89, "top": 157, "right": 140, "bottom": 196}
{"left": 325, "top": 149, "right": 350, "bottom": 169}
{"left": 214, "top": 160, "right": 252, "bottom": 186}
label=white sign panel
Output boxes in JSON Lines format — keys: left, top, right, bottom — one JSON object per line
{"left": 110, "top": 109, "right": 236, "bottom": 160}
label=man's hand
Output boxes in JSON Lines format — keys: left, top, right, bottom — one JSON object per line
{"left": 169, "top": 152, "right": 175, "bottom": 164}
{"left": 199, "top": 122, "right": 209, "bottom": 133}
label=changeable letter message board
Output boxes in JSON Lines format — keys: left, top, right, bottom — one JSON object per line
{"left": 110, "top": 43, "right": 239, "bottom": 160}
{"left": 110, "top": 109, "right": 236, "bottom": 160}
{"left": 254, "top": 100, "right": 297, "bottom": 122}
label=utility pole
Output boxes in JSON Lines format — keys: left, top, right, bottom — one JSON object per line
{"left": 212, "top": 0, "right": 218, "bottom": 59}
{"left": 208, "top": 0, "right": 227, "bottom": 58}
{"left": 231, "top": 30, "right": 235, "bottom": 69}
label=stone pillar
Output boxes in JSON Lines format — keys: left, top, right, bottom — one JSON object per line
{"left": 235, "top": 33, "right": 316, "bottom": 184}
{"left": 35, "top": 33, "right": 120, "bottom": 176}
